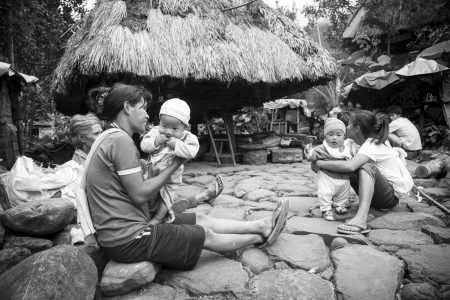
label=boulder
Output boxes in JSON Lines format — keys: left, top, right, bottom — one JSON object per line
{"left": 101, "top": 260, "right": 161, "bottom": 296}
{"left": 397, "top": 245, "right": 450, "bottom": 285}
{"left": 0, "top": 245, "right": 97, "bottom": 300}
{"left": 240, "top": 247, "right": 271, "bottom": 275}
{"left": 0, "top": 247, "right": 32, "bottom": 274}
{"left": 2, "top": 198, "right": 76, "bottom": 236}
{"left": 157, "top": 251, "right": 249, "bottom": 297}
{"left": 49, "top": 224, "right": 79, "bottom": 246}
{"left": 3, "top": 236, "right": 53, "bottom": 253}
{"left": 267, "top": 233, "right": 331, "bottom": 272}
{"left": 252, "top": 269, "right": 334, "bottom": 300}
{"left": 332, "top": 245, "right": 404, "bottom": 300}
{"left": 368, "top": 212, "right": 445, "bottom": 231}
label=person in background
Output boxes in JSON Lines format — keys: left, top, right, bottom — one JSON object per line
{"left": 69, "top": 113, "right": 103, "bottom": 165}
{"left": 387, "top": 105, "right": 422, "bottom": 152}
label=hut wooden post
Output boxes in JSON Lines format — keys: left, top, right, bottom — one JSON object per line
{"left": 0, "top": 78, "right": 20, "bottom": 168}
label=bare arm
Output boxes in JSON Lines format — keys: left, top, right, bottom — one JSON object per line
{"left": 315, "top": 153, "right": 371, "bottom": 172}
{"left": 119, "top": 157, "right": 185, "bottom": 206}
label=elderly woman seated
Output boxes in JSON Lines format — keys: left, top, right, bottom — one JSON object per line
{"left": 69, "top": 113, "right": 103, "bottom": 165}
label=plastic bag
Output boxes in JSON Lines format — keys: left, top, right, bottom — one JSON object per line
{"left": 2, "top": 156, "right": 83, "bottom": 207}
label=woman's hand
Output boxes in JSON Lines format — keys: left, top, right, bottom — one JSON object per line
{"left": 311, "top": 161, "right": 320, "bottom": 173}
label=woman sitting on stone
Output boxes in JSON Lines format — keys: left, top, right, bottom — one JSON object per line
{"left": 85, "top": 83, "right": 288, "bottom": 270}
{"left": 312, "top": 110, "right": 414, "bottom": 235}
{"left": 69, "top": 113, "right": 103, "bottom": 165}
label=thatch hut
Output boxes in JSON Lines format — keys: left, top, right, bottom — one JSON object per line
{"left": 53, "top": 0, "right": 337, "bottom": 124}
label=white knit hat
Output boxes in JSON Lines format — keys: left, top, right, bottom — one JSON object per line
{"left": 159, "top": 98, "right": 190, "bottom": 125}
{"left": 324, "top": 118, "right": 346, "bottom": 135}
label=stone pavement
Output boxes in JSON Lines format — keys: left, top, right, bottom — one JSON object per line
{"left": 100, "top": 160, "right": 450, "bottom": 299}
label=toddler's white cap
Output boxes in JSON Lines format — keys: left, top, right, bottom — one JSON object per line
{"left": 159, "top": 98, "right": 190, "bottom": 125}
{"left": 324, "top": 118, "right": 346, "bottom": 135}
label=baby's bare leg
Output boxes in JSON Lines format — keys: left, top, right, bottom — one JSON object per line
{"left": 149, "top": 202, "right": 169, "bottom": 225}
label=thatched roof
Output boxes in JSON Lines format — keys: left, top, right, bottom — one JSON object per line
{"left": 53, "top": 0, "right": 337, "bottom": 117}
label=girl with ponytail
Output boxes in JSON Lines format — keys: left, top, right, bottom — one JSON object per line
{"left": 313, "top": 110, "right": 413, "bottom": 235}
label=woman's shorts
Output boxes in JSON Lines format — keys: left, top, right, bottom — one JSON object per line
{"left": 102, "top": 213, "right": 205, "bottom": 270}
{"left": 350, "top": 163, "right": 399, "bottom": 209}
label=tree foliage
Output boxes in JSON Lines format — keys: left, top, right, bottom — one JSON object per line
{"left": 303, "top": 0, "right": 450, "bottom": 51}
{"left": 303, "top": 0, "right": 356, "bottom": 48}
{"left": 274, "top": 0, "right": 298, "bottom": 22}
{"left": 0, "top": 0, "right": 85, "bottom": 125}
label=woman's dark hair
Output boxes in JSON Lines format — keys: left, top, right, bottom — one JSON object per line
{"left": 349, "top": 110, "right": 389, "bottom": 144}
{"left": 102, "top": 83, "right": 151, "bottom": 120}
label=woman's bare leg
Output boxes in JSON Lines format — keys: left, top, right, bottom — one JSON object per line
{"left": 202, "top": 228, "right": 263, "bottom": 252}
{"left": 344, "top": 168, "right": 374, "bottom": 227}
{"left": 196, "top": 213, "right": 272, "bottom": 237}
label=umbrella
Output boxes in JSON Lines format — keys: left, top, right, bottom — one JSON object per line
{"left": 354, "top": 69, "right": 402, "bottom": 89}
{"left": 396, "top": 58, "right": 448, "bottom": 77}
{"left": 418, "top": 40, "right": 450, "bottom": 60}
{"left": 343, "top": 70, "right": 405, "bottom": 105}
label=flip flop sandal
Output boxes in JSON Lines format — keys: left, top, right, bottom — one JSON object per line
{"left": 258, "top": 199, "right": 289, "bottom": 248}
{"left": 171, "top": 198, "right": 189, "bottom": 213}
{"left": 337, "top": 223, "right": 371, "bottom": 235}
{"left": 214, "top": 175, "right": 224, "bottom": 197}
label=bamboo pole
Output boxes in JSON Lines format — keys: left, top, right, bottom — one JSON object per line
{"left": 413, "top": 186, "right": 450, "bottom": 215}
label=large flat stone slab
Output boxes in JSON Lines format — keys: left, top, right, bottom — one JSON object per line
{"left": 397, "top": 245, "right": 450, "bottom": 285}
{"left": 267, "top": 233, "right": 331, "bottom": 272}
{"left": 242, "top": 189, "right": 277, "bottom": 202}
{"left": 208, "top": 206, "right": 246, "bottom": 221}
{"left": 157, "top": 251, "right": 250, "bottom": 297}
{"left": 286, "top": 216, "right": 368, "bottom": 245}
{"left": 421, "top": 225, "right": 450, "bottom": 244}
{"left": 368, "top": 212, "right": 445, "bottom": 230}
{"left": 209, "top": 194, "right": 243, "bottom": 208}
{"left": 368, "top": 229, "right": 434, "bottom": 249}
{"left": 104, "top": 283, "right": 176, "bottom": 300}
{"left": 282, "top": 196, "right": 318, "bottom": 217}
{"left": 332, "top": 245, "right": 404, "bottom": 300}
{"left": 252, "top": 269, "right": 335, "bottom": 300}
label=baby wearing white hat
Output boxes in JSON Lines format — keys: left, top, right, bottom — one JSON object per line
{"left": 304, "top": 118, "right": 359, "bottom": 221}
{"left": 141, "top": 98, "right": 200, "bottom": 225}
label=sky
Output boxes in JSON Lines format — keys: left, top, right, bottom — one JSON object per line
{"left": 83, "top": 0, "right": 313, "bottom": 27}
